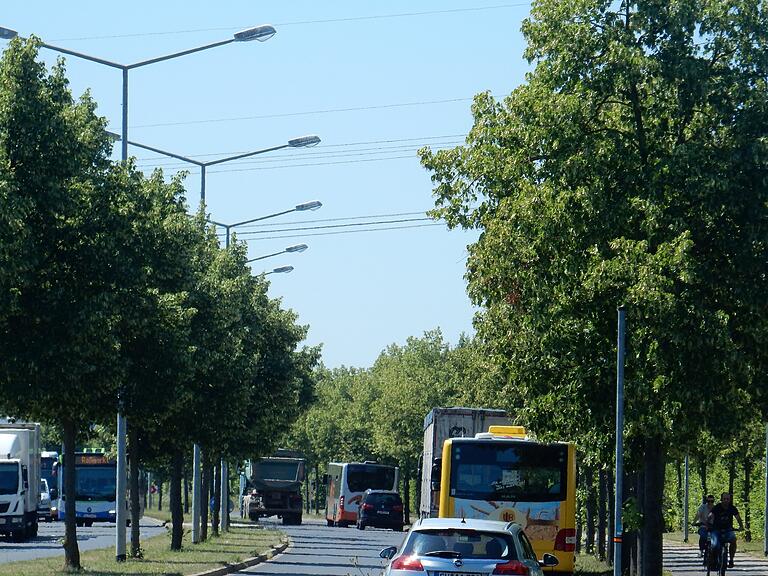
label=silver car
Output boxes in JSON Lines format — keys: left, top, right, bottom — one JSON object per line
{"left": 380, "top": 517, "right": 559, "bottom": 576}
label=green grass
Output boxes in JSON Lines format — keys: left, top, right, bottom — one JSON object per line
{"left": 574, "top": 552, "right": 612, "bottom": 575}
{"left": 0, "top": 525, "right": 283, "bottom": 576}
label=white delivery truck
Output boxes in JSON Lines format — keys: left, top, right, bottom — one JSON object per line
{"left": 0, "top": 422, "right": 41, "bottom": 540}
{"left": 418, "top": 407, "right": 510, "bottom": 518}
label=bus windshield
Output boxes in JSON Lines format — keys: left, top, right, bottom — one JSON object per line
{"left": 346, "top": 465, "right": 395, "bottom": 492}
{"left": 41, "top": 457, "right": 57, "bottom": 487}
{"left": 450, "top": 441, "right": 566, "bottom": 502}
{"left": 0, "top": 462, "right": 19, "bottom": 495}
{"left": 75, "top": 465, "right": 116, "bottom": 501}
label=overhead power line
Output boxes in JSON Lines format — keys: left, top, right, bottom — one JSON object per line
{"left": 52, "top": 4, "right": 531, "bottom": 42}
{"left": 225, "top": 217, "right": 435, "bottom": 238}
{"left": 218, "top": 211, "right": 431, "bottom": 231}
{"left": 245, "top": 223, "right": 446, "bottom": 241}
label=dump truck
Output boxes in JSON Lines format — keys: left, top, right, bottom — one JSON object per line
{"left": 244, "top": 449, "right": 305, "bottom": 525}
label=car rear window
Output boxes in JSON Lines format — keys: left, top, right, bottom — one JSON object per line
{"left": 401, "top": 529, "right": 517, "bottom": 560}
{"left": 366, "top": 493, "right": 401, "bottom": 505}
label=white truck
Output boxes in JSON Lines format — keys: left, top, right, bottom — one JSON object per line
{"left": 418, "top": 407, "right": 511, "bottom": 518}
{"left": 0, "top": 422, "right": 41, "bottom": 540}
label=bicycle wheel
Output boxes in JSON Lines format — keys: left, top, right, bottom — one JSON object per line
{"left": 719, "top": 543, "right": 728, "bottom": 576}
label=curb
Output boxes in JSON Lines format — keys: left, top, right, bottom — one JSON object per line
{"left": 189, "top": 537, "right": 289, "bottom": 576}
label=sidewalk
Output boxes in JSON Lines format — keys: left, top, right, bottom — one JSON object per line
{"left": 663, "top": 541, "right": 768, "bottom": 575}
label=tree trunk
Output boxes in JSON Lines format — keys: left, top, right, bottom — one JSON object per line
{"left": 201, "top": 459, "right": 210, "bottom": 541}
{"left": 575, "top": 464, "right": 582, "bottom": 554}
{"left": 184, "top": 467, "right": 189, "bottom": 514}
{"left": 158, "top": 481, "right": 163, "bottom": 511}
{"left": 211, "top": 461, "right": 220, "bottom": 537}
{"left": 598, "top": 468, "right": 607, "bottom": 561}
{"left": 728, "top": 457, "right": 736, "bottom": 496}
{"left": 698, "top": 459, "right": 707, "bottom": 502}
{"left": 585, "top": 465, "right": 596, "bottom": 554}
{"left": 61, "top": 419, "right": 81, "bottom": 570}
{"left": 405, "top": 473, "right": 412, "bottom": 525}
{"left": 640, "top": 436, "right": 665, "bottom": 576}
{"left": 743, "top": 458, "right": 752, "bottom": 542}
{"left": 170, "top": 450, "right": 184, "bottom": 550}
{"left": 128, "top": 426, "right": 142, "bottom": 558}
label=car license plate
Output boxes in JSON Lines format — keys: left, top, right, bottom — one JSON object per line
{"left": 437, "top": 573, "right": 483, "bottom": 576}
{"left": 0, "top": 518, "right": 5, "bottom": 524}
{"left": 83, "top": 514, "right": 97, "bottom": 518}
{"left": 378, "top": 510, "right": 389, "bottom": 514}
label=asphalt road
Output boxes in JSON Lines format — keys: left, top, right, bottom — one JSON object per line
{"left": 0, "top": 518, "right": 166, "bottom": 563}
{"left": 238, "top": 517, "right": 405, "bottom": 576}
{"left": 663, "top": 541, "right": 768, "bottom": 575}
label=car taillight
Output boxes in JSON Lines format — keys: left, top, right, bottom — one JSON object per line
{"left": 392, "top": 504, "right": 403, "bottom": 512}
{"left": 555, "top": 528, "right": 576, "bottom": 551}
{"left": 390, "top": 555, "right": 424, "bottom": 571}
{"left": 492, "top": 560, "right": 529, "bottom": 575}
{"left": 362, "top": 503, "right": 374, "bottom": 511}
{"left": 339, "top": 495, "right": 345, "bottom": 511}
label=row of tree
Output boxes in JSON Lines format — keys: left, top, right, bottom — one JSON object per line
{"left": 418, "top": 2, "right": 768, "bottom": 575}
{"left": 0, "top": 38, "right": 318, "bottom": 569}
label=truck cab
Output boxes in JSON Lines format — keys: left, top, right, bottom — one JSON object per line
{"left": 0, "top": 423, "right": 41, "bottom": 540}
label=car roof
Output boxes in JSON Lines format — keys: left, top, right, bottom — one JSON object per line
{"left": 412, "top": 517, "right": 520, "bottom": 534}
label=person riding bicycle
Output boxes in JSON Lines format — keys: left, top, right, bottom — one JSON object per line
{"left": 693, "top": 494, "right": 715, "bottom": 556}
{"left": 706, "top": 492, "right": 744, "bottom": 568}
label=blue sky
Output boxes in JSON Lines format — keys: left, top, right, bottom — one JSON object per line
{"left": 3, "top": 1, "right": 533, "bottom": 369}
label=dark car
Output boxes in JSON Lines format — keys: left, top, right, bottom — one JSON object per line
{"left": 357, "top": 489, "right": 404, "bottom": 531}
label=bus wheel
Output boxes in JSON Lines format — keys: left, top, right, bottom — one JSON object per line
{"left": 76, "top": 521, "right": 84, "bottom": 528}
{"left": 326, "top": 518, "right": 334, "bottom": 527}
{"left": 84, "top": 521, "right": 93, "bottom": 528}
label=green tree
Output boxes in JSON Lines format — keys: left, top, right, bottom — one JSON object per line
{"left": 420, "top": 2, "right": 768, "bottom": 574}
{"left": 0, "top": 37, "right": 137, "bottom": 569}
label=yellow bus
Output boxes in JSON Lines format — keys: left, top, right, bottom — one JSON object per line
{"left": 437, "top": 426, "right": 576, "bottom": 574}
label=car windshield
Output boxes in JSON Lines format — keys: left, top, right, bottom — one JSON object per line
{"left": 0, "top": 463, "right": 19, "bottom": 495}
{"left": 402, "top": 529, "right": 517, "bottom": 560}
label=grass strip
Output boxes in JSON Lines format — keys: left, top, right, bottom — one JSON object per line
{"left": 0, "top": 525, "right": 283, "bottom": 576}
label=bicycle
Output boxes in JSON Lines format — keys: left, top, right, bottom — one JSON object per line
{"left": 706, "top": 527, "right": 741, "bottom": 576}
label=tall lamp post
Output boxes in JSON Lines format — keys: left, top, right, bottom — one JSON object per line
{"left": 247, "top": 244, "right": 308, "bottom": 262}
{"left": 208, "top": 201, "right": 322, "bottom": 249}
{"left": 0, "top": 22, "right": 278, "bottom": 561}
{"left": 125, "top": 135, "right": 320, "bottom": 204}
{"left": 264, "top": 265, "right": 294, "bottom": 275}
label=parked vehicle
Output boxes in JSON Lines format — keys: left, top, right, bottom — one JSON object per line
{"left": 325, "top": 461, "right": 399, "bottom": 527}
{"left": 40, "top": 451, "right": 59, "bottom": 520}
{"left": 431, "top": 424, "right": 577, "bottom": 575}
{"left": 357, "top": 489, "right": 404, "bottom": 531}
{"left": 0, "top": 422, "right": 41, "bottom": 540}
{"left": 38, "top": 479, "right": 53, "bottom": 522}
{"left": 419, "top": 407, "right": 511, "bottom": 519}
{"left": 244, "top": 449, "right": 305, "bottom": 525}
{"left": 380, "top": 517, "right": 559, "bottom": 576}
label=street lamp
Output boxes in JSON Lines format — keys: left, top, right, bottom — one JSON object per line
{"left": 265, "top": 265, "right": 294, "bottom": 275}
{"left": 121, "top": 135, "right": 320, "bottom": 203}
{"left": 0, "top": 23, "right": 277, "bottom": 559}
{"left": 207, "top": 201, "right": 322, "bottom": 249}
{"left": 247, "top": 244, "right": 308, "bottom": 263}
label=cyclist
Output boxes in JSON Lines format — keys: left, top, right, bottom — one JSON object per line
{"left": 707, "top": 492, "right": 744, "bottom": 568}
{"left": 693, "top": 494, "right": 715, "bottom": 557}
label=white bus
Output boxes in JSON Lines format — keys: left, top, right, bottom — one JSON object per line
{"left": 324, "top": 461, "right": 398, "bottom": 527}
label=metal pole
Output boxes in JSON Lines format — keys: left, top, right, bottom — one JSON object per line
{"left": 147, "top": 472, "right": 153, "bottom": 509}
{"left": 613, "top": 306, "right": 626, "bottom": 576}
{"left": 239, "top": 472, "right": 245, "bottom": 519}
{"left": 192, "top": 444, "right": 201, "bottom": 543}
{"left": 115, "top": 413, "right": 127, "bottom": 561}
{"left": 683, "top": 455, "right": 689, "bottom": 542}
{"left": 115, "top": 68, "right": 129, "bottom": 563}
{"left": 220, "top": 460, "right": 228, "bottom": 531}
{"left": 200, "top": 165, "right": 206, "bottom": 204}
